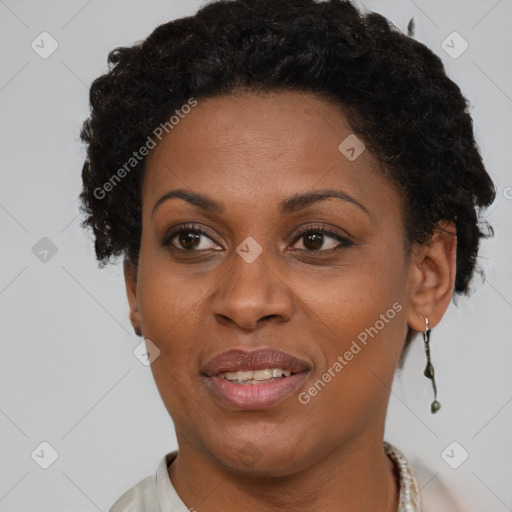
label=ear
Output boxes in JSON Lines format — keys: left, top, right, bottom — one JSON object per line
{"left": 407, "top": 220, "right": 457, "bottom": 332}
{"left": 123, "top": 257, "right": 142, "bottom": 337}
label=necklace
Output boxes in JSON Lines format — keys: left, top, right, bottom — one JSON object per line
{"left": 384, "top": 442, "right": 422, "bottom": 512}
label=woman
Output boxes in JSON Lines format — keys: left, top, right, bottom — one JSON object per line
{"left": 79, "top": 0, "right": 496, "bottom": 510}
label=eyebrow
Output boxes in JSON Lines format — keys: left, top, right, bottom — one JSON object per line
{"left": 151, "top": 188, "right": 369, "bottom": 217}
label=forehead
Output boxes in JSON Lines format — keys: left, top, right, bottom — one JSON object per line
{"left": 143, "top": 91, "right": 401, "bottom": 222}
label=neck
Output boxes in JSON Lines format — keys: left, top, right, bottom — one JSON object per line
{"left": 168, "top": 431, "right": 400, "bottom": 512}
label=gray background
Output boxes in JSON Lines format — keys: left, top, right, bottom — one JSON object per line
{"left": 0, "top": 0, "right": 510, "bottom": 510}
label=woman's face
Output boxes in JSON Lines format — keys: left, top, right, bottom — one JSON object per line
{"left": 127, "top": 91, "right": 421, "bottom": 475}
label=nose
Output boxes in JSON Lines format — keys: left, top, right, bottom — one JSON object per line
{"left": 211, "top": 246, "right": 294, "bottom": 331}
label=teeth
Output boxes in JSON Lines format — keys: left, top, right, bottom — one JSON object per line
{"left": 253, "top": 369, "right": 272, "bottom": 380}
{"left": 218, "top": 368, "right": 292, "bottom": 383}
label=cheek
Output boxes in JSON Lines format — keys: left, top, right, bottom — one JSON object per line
{"left": 134, "top": 260, "right": 208, "bottom": 382}
{"left": 136, "top": 268, "right": 206, "bottom": 416}
{"left": 299, "top": 300, "right": 407, "bottom": 439}
{"left": 300, "top": 242, "right": 408, "bottom": 338}
{"left": 299, "top": 246, "right": 409, "bottom": 398}
{"left": 137, "top": 238, "right": 212, "bottom": 325}
{"left": 308, "top": 283, "right": 406, "bottom": 387}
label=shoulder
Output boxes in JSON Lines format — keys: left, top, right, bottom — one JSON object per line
{"left": 108, "top": 451, "right": 181, "bottom": 512}
{"left": 108, "top": 474, "right": 157, "bottom": 512}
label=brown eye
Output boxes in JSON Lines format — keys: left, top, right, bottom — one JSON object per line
{"left": 176, "top": 232, "right": 202, "bottom": 250}
{"left": 162, "top": 225, "right": 221, "bottom": 252}
{"left": 291, "top": 226, "right": 353, "bottom": 253}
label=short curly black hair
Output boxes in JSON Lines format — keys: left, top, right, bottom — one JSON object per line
{"left": 79, "top": 0, "right": 495, "bottom": 303}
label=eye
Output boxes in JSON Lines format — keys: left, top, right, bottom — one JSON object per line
{"left": 290, "top": 225, "right": 353, "bottom": 253}
{"left": 162, "top": 223, "right": 354, "bottom": 254}
{"left": 162, "top": 224, "right": 221, "bottom": 252}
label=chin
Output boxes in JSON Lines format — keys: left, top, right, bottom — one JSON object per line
{"left": 202, "top": 434, "right": 313, "bottom": 478}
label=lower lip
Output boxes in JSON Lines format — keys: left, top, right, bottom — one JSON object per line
{"left": 206, "top": 372, "right": 309, "bottom": 410}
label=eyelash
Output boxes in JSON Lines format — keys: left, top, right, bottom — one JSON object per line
{"left": 290, "top": 225, "right": 353, "bottom": 253}
{"left": 162, "top": 223, "right": 354, "bottom": 254}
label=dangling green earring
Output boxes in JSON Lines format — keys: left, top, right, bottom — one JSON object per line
{"left": 423, "top": 317, "right": 441, "bottom": 414}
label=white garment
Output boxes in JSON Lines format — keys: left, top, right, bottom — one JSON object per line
{"left": 108, "top": 450, "right": 188, "bottom": 512}
{"left": 108, "top": 441, "right": 421, "bottom": 512}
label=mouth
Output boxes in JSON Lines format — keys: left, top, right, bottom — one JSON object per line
{"left": 203, "top": 348, "right": 309, "bottom": 376}
{"left": 202, "top": 348, "right": 310, "bottom": 410}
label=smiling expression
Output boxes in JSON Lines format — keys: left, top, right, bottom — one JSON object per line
{"left": 125, "top": 90, "right": 424, "bottom": 475}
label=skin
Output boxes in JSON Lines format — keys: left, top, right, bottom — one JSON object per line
{"left": 124, "top": 90, "right": 457, "bottom": 512}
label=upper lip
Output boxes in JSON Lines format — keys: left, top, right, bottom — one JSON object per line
{"left": 202, "top": 348, "right": 310, "bottom": 377}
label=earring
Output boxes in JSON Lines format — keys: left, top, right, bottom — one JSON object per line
{"left": 423, "top": 317, "right": 441, "bottom": 414}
